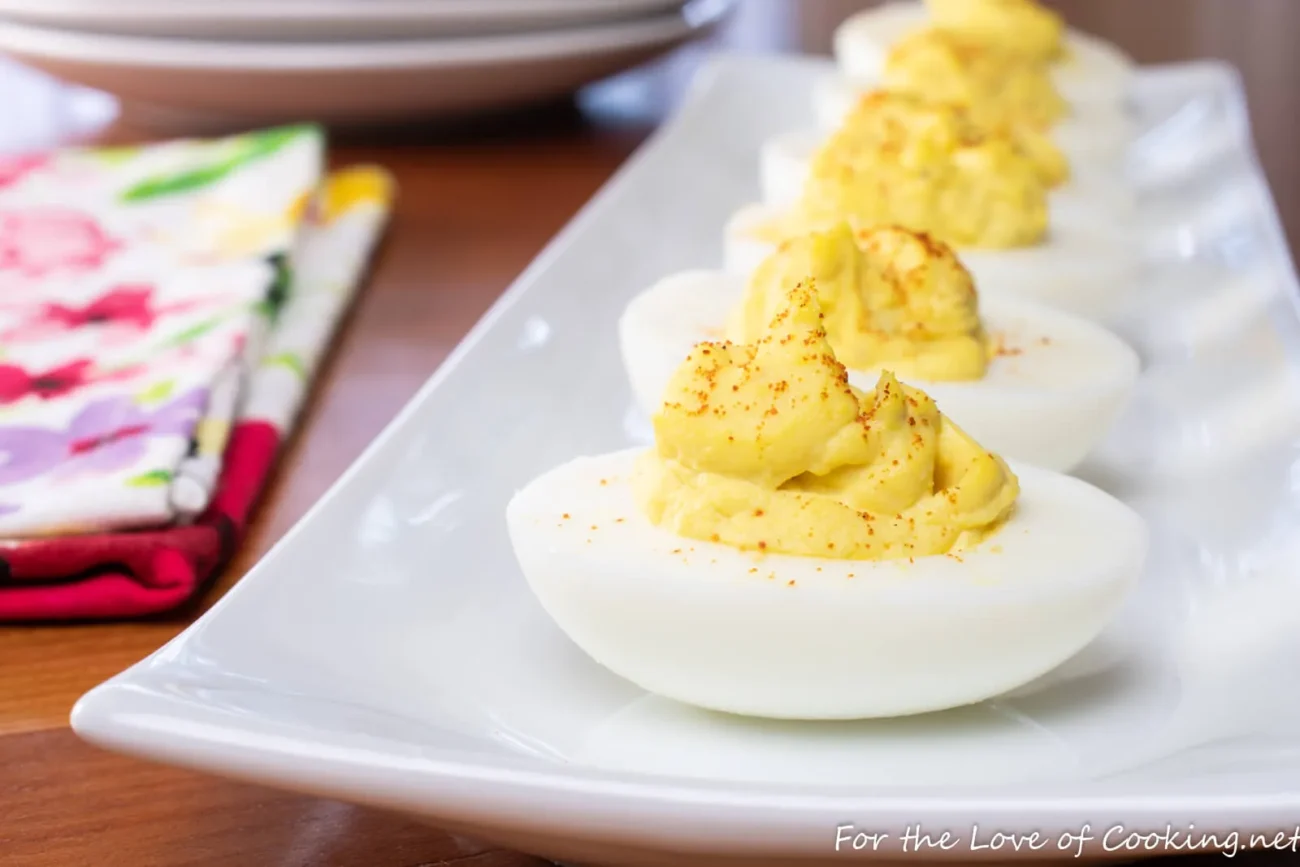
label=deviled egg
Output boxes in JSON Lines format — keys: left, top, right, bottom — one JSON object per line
{"left": 724, "top": 91, "right": 1141, "bottom": 321}
{"left": 827, "top": 6, "right": 1138, "bottom": 175}
{"left": 625, "top": 223, "right": 1138, "bottom": 472}
{"left": 836, "top": 24, "right": 1135, "bottom": 206}
{"left": 509, "top": 283, "right": 1147, "bottom": 720}
{"left": 834, "top": 0, "right": 1136, "bottom": 108}
{"left": 810, "top": 74, "right": 1135, "bottom": 173}
{"left": 760, "top": 92, "right": 1135, "bottom": 225}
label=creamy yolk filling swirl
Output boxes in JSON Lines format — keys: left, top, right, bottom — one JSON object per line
{"left": 730, "top": 222, "right": 988, "bottom": 383}
{"left": 631, "top": 282, "right": 1020, "bottom": 561}
{"left": 884, "top": 28, "right": 1068, "bottom": 132}
{"left": 781, "top": 90, "right": 1052, "bottom": 250}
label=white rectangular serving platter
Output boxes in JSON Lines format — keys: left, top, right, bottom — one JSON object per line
{"left": 73, "top": 53, "right": 1300, "bottom": 866}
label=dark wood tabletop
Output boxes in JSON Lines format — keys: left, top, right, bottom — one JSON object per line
{"left": 1, "top": 2, "right": 1297, "bottom": 865}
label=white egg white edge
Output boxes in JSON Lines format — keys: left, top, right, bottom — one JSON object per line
{"left": 504, "top": 447, "right": 1149, "bottom": 718}
{"left": 911, "top": 293, "right": 1140, "bottom": 472}
{"left": 506, "top": 447, "right": 1146, "bottom": 600}
{"left": 618, "top": 267, "right": 1140, "bottom": 472}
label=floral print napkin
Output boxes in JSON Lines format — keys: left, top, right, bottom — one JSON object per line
{"left": 171, "top": 167, "right": 395, "bottom": 518}
{"left": 0, "top": 164, "right": 394, "bottom": 620}
{"left": 0, "top": 126, "right": 328, "bottom": 537}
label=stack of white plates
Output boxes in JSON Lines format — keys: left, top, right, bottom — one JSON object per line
{"left": 0, "top": 0, "right": 731, "bottom": 130}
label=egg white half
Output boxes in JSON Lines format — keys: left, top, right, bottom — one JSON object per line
{"left": 834, "top": 0, "right": 1137, "bottom": 108}
{"left": 619, "top": 269, "right": 1139, "bottom": 472}
{"left": 759, "top": 127, "right": 1137, "bottom": 225}
{"left": 506, "top": 447, "right": 1147, "bottom": 719}
{"left": 723, "top": 201, "right": 1143, "bottom": 323}
{"left": 809, "top": 73, "right": 1137, "bottom": 177}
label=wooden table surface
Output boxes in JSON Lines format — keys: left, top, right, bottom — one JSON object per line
{"left": 1, "top": 2, "right": 1298, "bottom": 865}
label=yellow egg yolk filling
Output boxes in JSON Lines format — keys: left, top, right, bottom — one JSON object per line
{"left": 633, "top": 282, "right": 1020, "bottom": 561}
{"left": 730, "top": 222, "right": 988, "bottom": 382}
{"left": 883, "top": 27, "right": 1068, "bottom": 133}
{"left": 924, "top": 0, "right": 1066, "bottom": 63}
{"left": 834, "top": 87, "right": 1068, "bottom": 189}
{"left": 788, "top": 91, "right": 1050, "bottom": 250}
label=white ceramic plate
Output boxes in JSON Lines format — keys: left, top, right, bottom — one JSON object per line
{"left": 0, "top": 0, "right": 693, "bottom": 41}
{"left": 0, "top": 1, "right": 728, "bottom": 132}
{"left": 73, "top": 54, "right": 1300, "bottom": 866}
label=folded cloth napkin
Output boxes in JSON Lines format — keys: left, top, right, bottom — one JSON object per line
{"left": 0, "top": 165, "right": 394, "bottom": 620}
{"left": 0, "top": 125, "right": 325, "bottom": 536}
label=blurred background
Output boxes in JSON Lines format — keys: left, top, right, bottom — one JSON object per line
{"left": 0, "top": 0, "right": 1294, "bottom": 239}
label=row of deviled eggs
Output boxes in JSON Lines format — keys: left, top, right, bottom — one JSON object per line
{"left": 507, "top": 0, "right": 1151, "bottom": 721}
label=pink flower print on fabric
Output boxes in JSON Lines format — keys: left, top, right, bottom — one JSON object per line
{"left": 0, "top": 386, "right": 208, "bottom": 489}
{"left": 0, "top": 154, "right": 48, "bottom": 189}
{"left": 0, "top": 359, "right": 95, "bottom": 405}
{"left": 47, "top": 285, "right": 159, "bottom": 331}
{"left": 0, "top": 285, "right": 221, "bottom": 345}
{"left": 0, "top": 355, "right": 160, "bottom": 406}
{"left": 0, "top": 209, "right": 119, "bottom": 277}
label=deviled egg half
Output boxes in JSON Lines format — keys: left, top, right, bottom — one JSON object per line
{"left": 834, "top": 0, "right": 1136, "bottom": 109}
{"left": 822, "top": 2, "right": 1138, "bottom": 182}
{"left": 761, "top": 88, "right": 1135, "bottom": 229}
{"left": 808, "top": 75, "right": 1135, "bottom": 176}
{"left": 508, "top": 283, "right": 1147, "bottom": 720}
{"left": 626, "top": 222, "right": 1138, "bottom": 472}
{"left": 725, "top": 91, "right": 1141, "bottom": 322}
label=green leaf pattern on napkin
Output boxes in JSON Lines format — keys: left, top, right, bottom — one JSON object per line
{"left": 160, "top": 315, "right": 226, "bottom": 349}
{"left": 134, "top": 379, "right": 175, "bottom": 406}
{"left": 119, "top": 124, "right": 317, "bottom": 203}
{"left": 125, "top": 469, "right": 174, "bottom": 488}
{"left": 263, "top": 352, "right": 306, "bottom": 380}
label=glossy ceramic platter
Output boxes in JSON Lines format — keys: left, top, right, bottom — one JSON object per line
{"left": 0, "top": 2, "right": 727, "bottom": 132}
{"left": 74, "top": 54, "right": 1300, "bottom": 866}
